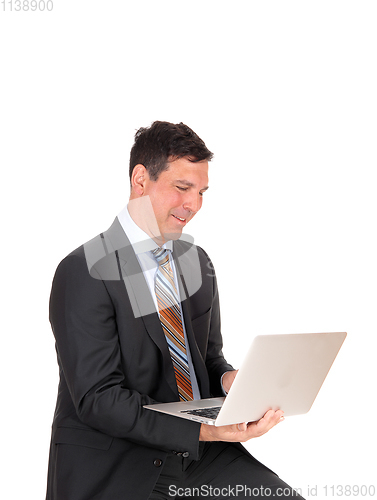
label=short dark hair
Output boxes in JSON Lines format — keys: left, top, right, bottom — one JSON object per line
{"left": 129, "top": 121, "right": 213, "bottom": 181}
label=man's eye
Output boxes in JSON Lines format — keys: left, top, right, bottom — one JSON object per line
{"left": 177, "top": 186, "right": 188, "bottom": 191}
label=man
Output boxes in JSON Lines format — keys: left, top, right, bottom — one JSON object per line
{"left": 46, "top": 121, "right": 304, "bottom": 499}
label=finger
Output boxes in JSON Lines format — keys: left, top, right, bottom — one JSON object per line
{"left": 263, "top": 409, "right": 284, "bottom": 422}
{"left": 272, "top": 410, "right": 285, "bottom": 424}
{"left": 248, "top": 411, "right": 283, "bottom": 436}
{"left": 266, "top": 410, "right": 284, "bottom": 424}
{"left": 278, "top": 411, "right": 285, "bottom": 422}
{"left": 237, "top": 422, "right": 247, "bottom": 432}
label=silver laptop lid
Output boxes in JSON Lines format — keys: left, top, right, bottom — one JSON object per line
{"left": 215, "top": 332, "right": 347, "bottom": 426}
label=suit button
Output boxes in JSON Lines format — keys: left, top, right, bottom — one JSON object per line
{"left": 182, "top": 452, "right": 189, "bottom": 458}
{"left": 153, "top": 459, "right": 163, "bottom": 467}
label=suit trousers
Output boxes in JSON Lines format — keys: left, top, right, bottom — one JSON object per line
{"left": 148, "top": 442, "right": 305, "bottom": 499}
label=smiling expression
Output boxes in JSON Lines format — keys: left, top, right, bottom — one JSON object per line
{"left": 131, "top": 157, "right": 209, "bottom": 244}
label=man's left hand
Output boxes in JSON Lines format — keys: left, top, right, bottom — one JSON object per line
{"left": 221, "top": 369, "right": 239, "bottom": 394}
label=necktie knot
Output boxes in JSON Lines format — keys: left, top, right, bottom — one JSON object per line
{"left": 152, "top": 247, "right": 170, "bottom": 267}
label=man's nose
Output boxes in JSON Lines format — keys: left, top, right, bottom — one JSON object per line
{"left": 183, "top": 193, "right": 202, "bottom": 214}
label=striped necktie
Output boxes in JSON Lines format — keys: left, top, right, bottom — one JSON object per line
{"left": 152, "top": 247, "right": 193, "bottom": 401}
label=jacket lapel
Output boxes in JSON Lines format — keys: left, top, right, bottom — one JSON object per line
{"left": 103, "top": 218, "right": 179, "bottom": 400}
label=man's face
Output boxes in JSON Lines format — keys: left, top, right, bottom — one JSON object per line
{"left": 143, "top": 157, "right": 209, "bottom": 243}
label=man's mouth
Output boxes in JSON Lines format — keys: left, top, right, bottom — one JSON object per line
{"left": 172, "top": 214, "right": 186, "bottom": 223}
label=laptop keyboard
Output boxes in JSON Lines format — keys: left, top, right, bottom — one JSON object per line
{"left": 180, "top": 406, "right": 222, "bottom": 420}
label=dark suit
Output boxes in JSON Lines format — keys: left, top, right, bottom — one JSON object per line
{"left": 46, "top": 218, "right": 234, "bottom": 500}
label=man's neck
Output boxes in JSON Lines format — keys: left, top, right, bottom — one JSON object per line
{"left": 127, "top": 195, "right": 165, "bottom": 246}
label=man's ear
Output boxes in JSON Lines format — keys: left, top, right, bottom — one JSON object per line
{"left": 131, "top": 164, "right": 148, "bottom": 196}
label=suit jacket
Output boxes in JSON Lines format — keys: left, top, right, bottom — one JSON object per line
{"left": 46, "top": 218, "right": 234, "bottom": 500}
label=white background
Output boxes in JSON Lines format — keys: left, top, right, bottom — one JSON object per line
{"left": 1, "top": 1, "right": 376, "bottom": 498}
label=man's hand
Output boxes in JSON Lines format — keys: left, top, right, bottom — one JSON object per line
{"left": 199, "top": 409, "right": 284, "bottom": 442}
{"left": 221, "top": 369, "right": 239, "bottom": 394}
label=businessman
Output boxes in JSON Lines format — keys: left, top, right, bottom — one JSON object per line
{"left": 46, "top": 121, "right": 304, "bottom": 499}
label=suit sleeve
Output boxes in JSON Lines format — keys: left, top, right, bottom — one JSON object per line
{"left": 50, "top": 250, "right": 201, "bottom": 459}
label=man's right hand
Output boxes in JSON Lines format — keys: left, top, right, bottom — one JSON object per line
{"left": 199, "top": 409, "right": 284, "bottom": 442}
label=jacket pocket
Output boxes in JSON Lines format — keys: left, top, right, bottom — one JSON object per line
{"left": 191, "top": 308, "right": 211, "bottom": 329}
{"left": 53, "top": 426, "right": 113, "bottom": 450}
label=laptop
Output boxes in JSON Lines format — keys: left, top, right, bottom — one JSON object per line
{"left": 144, "top": 332, "right": 347, "bottom": 426}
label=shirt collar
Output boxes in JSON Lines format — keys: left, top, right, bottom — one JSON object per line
{"left": 117, "top": 204, "right": 173, "bottom": 255}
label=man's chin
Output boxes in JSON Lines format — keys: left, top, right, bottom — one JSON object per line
{"left": 163, "top": 231, "right": 183, "bottom": 242}
{"left": 152, "top": 231, "right": 183, "bottom": 246}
